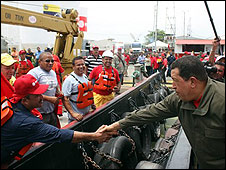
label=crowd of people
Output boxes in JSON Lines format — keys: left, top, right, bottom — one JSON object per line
{"left": 1, "top": 39, "right": 225, "bottom": 169}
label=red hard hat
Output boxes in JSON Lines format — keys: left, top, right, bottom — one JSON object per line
{"left": 19, "top": 50, "right": 26, "bottom": 55}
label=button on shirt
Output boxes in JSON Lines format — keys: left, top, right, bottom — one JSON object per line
{"left": 1, "top": 101, "right": 74, "bottom": 163}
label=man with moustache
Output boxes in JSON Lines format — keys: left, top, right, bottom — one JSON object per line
{"left": 1, "top": 74, "right": 117, "bottom": 168}
{"left": 62, "top": 56, "right": 96, "bottom": 123}
{"left": 1, "top": 53, "right": 18, "bottom": 86}
{"left": 28, "top": 52, "right": 62, "bottom": 127}
{"left": 103, "top": 55, "right": 225, "bottom": 169}
{"left": 89, "top": 50, "right": 121, "bottom": 108}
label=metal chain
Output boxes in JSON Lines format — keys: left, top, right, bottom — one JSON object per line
{"left": 79, "top": 143, "right": 102, "bottom": 169}
{"left": 89, "top": 143, "right": 123, "bottom": 167}
{"left": 118, "top": 129, "right": 136, "bottom": 156}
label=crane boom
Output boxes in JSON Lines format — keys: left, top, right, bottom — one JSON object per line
{"left": 1, "top": 4, "right": 78, "bottom": 35}
{"left": 1, "top": 4, "right": 84, "bottom": 76}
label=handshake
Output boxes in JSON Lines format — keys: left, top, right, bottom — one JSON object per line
{"left": 93, "top": 122, "right": 121, "bottom": 143}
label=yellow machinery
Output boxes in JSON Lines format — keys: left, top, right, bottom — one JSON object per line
{"left": 1, "top": 4, "right": 84, "bottom": 76}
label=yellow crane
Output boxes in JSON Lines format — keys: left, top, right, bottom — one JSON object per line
{"left": 1, "top": 4, "right": 84, "bottom": 76}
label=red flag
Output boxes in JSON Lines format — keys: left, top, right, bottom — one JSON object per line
{"left": 1, "top": 73, "right": 14, "bottom": 98}
{"left": 78, "top": 16, "right": 87, "bottom": 32}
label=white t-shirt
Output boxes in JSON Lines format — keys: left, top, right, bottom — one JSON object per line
{"left": 28, "top": 66, "right": 58, "bottom": 114}
{"left": 62, "top": 72, "right": 91, "bottom": 121}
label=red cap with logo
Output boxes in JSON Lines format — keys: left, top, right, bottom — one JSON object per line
{"left": 92, "top": 45, "right": 99, "bottom": 49}
{"left": 118, "top": 47, "right": 122, "bottom": 50}
{"left": 19, "top": 50, "right": 26, "bottom": 55}
{"left": 14, "top": 74, "right": 49, "bottom": 97}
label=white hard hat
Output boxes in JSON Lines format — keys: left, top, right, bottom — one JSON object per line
{"left": 102, "top": 50, "right": 114, "bottom": 58}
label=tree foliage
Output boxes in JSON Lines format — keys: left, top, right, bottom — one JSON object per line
{"left": 144, "top": 29, "right": 166, "bottom": 45}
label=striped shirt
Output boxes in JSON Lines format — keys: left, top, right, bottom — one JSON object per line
{"left": 85, "top": 55, "right": 102, "bottom": 75}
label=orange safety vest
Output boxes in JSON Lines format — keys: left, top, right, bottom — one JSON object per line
{"left": 1, "top": 96, "right": 33, "bottom": 161}
{"left": 70, "top": 74, "right": 94, "bottom": 109}
{"left": 16, "top": 60, "right": 31, "bottom": 78}
{"left": 94, "top": 66, "right": 117, "bottom": 91}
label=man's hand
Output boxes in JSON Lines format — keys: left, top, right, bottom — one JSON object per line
{"left": 71, "top": 112, "right": 83, "bottom": 121}
{"left": 93, "top": 125, "right": 119, "bottom": 143}
{"left": 42, "top": 95, "right": 60, "bottom": 105}
{"left": 212, "top": 39, "right": 220, "bottom": 50}
{"left": 113, "top": 86, "right": 120, "bottom": 93}
{"left": 91, "top": 104, "right": 96, "bottom": 111}
{"left": 98, "top": 122, "right": 121, "bottom": 133}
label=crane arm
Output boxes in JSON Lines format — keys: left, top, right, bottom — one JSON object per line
{"left": 1, "top": 4, "right": 78, "bottom": 36}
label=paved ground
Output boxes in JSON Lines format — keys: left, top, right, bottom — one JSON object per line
{"left": 58, "top": 64, "right": 173, "bottom": 128}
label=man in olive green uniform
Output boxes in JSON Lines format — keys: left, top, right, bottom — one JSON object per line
{"left": 103, "top": 55, "right": 225, "bottom": 169}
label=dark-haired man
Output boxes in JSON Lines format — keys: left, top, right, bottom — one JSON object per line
{"left": 62, "top": 56, "right": 96, "bottom": 123}
{"left": 1, "top": 74, "right": 117, "bottom": 168}
{"left": 28, "top": 52, "right": 62, "bottom": 127}
{"left": 103, "top": 55, "right": 225, "bottom": 169}
{"left": 85, "top": 45, "right": 102, "bottom": 76}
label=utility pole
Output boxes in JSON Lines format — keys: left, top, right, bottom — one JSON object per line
{"left": 154, "top": 1, "right": 158, "bottom": 51}
{"left": 187, "top": 17, "right": 191, "bottom": 36}
{"left": 183, "top": 11, "right": 186, "bottom": 38}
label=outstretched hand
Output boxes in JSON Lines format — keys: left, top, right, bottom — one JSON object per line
{"left": 94, "top": 125, "right": 119, "bottom": 143}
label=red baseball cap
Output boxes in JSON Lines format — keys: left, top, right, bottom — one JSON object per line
{"left": 118, "top": 47, "right": 122, "bottom": 50}
{"left": 92, "top": 45, "right": 99, "bottom": 49}
{"left": 14, "top": 74, "right": 49, "bottom": 97}
{"left": 19, "top": 50, "right": 26, "bottom": 55}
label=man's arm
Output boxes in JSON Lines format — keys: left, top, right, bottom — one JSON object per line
{"left": 62, "top": 96, "right": 83, "bottom": 121}
{"left": 71, "top": 125, "right": 118, "bottom": 143}
{"left": 209, "top": 39, "right": 220, "bottom": 65}
{"left": 113, "top": 81, "right": 121, "bottom": 93}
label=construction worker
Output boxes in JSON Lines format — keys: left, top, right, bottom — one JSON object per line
{"left": 15, "top": 50, "right": 34, "bottom": 79}
{"left": 89, "top": 50, "right": 121, "bottom": 108}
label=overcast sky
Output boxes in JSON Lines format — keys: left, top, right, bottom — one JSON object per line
{"left": 1, "top": 1, "right": 225, "bottom": 44}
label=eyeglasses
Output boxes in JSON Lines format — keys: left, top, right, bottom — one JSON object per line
{"left": 44, "top": 59, "right": 54, "bottom": 63}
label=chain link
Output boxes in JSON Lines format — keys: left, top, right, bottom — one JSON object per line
{"left": 90, "top": 143, "right": 123, "bottom": 167}
{"left": 79, "top": 144, "right": 102, "bottom": 169}
{"left": 118, "top": 129, "right": 136, "bottom": 156}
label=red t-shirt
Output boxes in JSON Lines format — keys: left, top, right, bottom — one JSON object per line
{"left": 89, "top": 65, "right": 120, "bottom": 95}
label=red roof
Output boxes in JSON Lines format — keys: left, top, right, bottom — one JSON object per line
{"left": 176, "top": 39, "right": 225, "bottom": 45}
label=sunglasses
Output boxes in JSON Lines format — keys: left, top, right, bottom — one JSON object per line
{"left": 44, "top": 59, "right": 54, "bottom": 63}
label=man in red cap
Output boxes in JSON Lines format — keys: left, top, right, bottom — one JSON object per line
{"left": 85, "top": 45, "right": 102, "bottom": 76}
{"left": 15, "top": 50, "right": 34, "bottom": 78}
{"left": 1, "top": 74, "right": 117, "bottom": 168}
